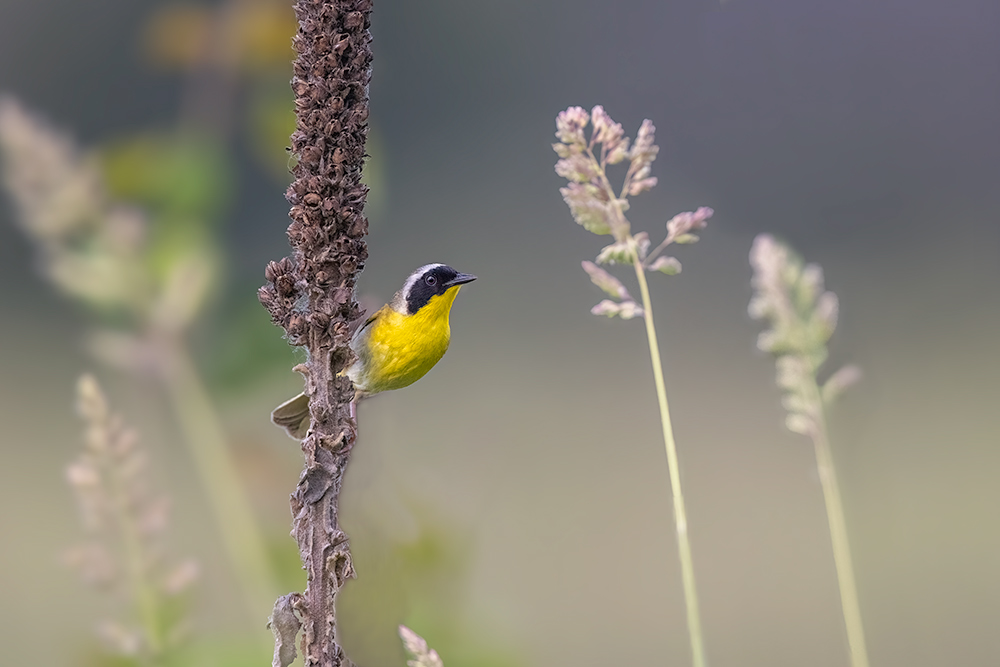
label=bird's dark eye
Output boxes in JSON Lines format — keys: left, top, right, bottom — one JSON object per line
{"left": 425, "top": 274, "right": 437, "bottom": 286}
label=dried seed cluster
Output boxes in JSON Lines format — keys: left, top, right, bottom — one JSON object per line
{"left": 259, "top": 0, "right": 373, "bottom": 356}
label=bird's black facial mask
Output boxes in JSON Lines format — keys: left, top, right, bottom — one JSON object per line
{"left": 405, "top": 265, "right": 476, "bottom": 314}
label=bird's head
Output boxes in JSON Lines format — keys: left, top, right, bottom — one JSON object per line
{"left": 391, "top": 263, "right": 477, "bottom": 315}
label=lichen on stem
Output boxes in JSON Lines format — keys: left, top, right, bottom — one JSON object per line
{"left": 258, "top": 0, "right": 373, "bottom": 665}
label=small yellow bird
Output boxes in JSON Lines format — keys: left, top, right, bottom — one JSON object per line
{"left": 272, "top": 263, "right": 477, "bottom": 438}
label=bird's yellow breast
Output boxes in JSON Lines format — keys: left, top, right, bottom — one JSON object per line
{"left": 350, "top": 286, "right": 462, "bottom": 396}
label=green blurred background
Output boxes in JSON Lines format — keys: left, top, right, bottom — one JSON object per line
{"left": 1, "top": 0, "right": 998, "bottom": 666}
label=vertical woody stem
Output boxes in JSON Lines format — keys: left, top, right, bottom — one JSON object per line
{"left": 259, "top": 1, "right": 373, "bottom": 664}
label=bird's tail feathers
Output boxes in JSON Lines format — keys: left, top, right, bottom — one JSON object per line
{"left": 271, "top": 392, "right": 310, "bottom": 440}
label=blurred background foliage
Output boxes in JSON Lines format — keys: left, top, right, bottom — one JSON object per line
{"left": 1, "top": 1, "right": 998, "bottom": 666}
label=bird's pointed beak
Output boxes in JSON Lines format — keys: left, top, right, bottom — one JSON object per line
{"left": 445, "top": 272, "right": 477, "bottom": 288}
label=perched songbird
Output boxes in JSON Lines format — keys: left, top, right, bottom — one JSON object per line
{"left": 271, "top": 263, "right": 477, "bottom": 438}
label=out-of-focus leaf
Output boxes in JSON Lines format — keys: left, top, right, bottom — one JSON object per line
{"left": 205, "top": 291, "right": 298, "bottom": 393}
{"left": 102, "top": 133, "right": 233, "bottom": 221}
{"left": 150, "top": 249, "right": 217, "bottom": 333}
{"left": 143, "top": 224, "right": 220, "bottom": 310}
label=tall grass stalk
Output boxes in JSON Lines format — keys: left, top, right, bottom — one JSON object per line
{"left": 812, "top": 406, "right": 869, "bottom": 667}
{"left": 631, "top": 253, "right": 706, "bottom": 667}
{"left": 554, "top": 105, "right": 713, "bottom": 667}
{"left": 749, "top": 234, "right": 868, "bottom": 667}
{"left": 165, "top": 346, "right": 278, "bottom": 621}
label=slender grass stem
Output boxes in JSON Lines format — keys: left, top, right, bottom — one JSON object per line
{"left": 810, "top": 392, "right": 870, "bottom": 667}
{"left": 163, "top": 345, "right": 278, "bottom": 635}
{"left": 631, "top": 251, "right": 707, "bottom": 667}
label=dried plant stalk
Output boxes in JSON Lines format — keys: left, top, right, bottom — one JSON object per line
{"left": 258, "top": 0, "right": 372, "bottom": 665}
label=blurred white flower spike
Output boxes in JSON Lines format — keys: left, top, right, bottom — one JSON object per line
{"left": 67, "top": 374, "right": 197, "bottom": 661}
{"left": 748, "top": 234, "right": 870, "bottom": 667}
{"left": 748, "top": 233, "right": 861, "bottom": 435}
{"left": 399, "top": 626, "right": 444, "bottom": 667}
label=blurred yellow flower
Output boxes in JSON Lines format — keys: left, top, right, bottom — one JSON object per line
{"left": 144, "top": 1, "right": 296, "bottom": 73}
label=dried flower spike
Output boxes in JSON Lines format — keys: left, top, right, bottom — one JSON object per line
{"left": 259, "top": 1, "right": 374, "bottom": 665}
